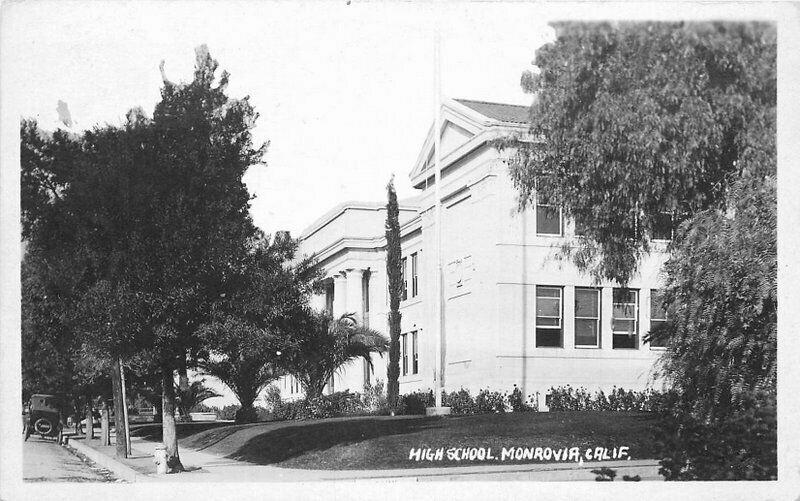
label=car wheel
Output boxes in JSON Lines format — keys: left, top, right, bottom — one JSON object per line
{"left": 33, "top": 418, "right": 53, "bottom": 436}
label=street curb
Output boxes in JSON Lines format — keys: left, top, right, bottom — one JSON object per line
{"left": 66, "top": 438, "right": 151, "bottom": 483}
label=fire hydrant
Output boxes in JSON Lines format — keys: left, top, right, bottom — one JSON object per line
{"left": 153, "top": 445, "right": 168, "bottom": 474}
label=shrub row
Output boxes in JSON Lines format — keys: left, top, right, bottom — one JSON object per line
{"left": 546, "top": 385, "right": 677, "bottom": 413}
{"left": 399, "top": 385, "right": 538, "bottom": 415}
{"left": 262, "top": 380, "right": 390, "bottom": 421}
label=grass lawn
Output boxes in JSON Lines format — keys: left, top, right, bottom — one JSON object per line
{"left": 146, "top": 411, "right": 660, "bottom": 470}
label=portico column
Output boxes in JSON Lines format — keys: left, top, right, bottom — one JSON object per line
{"left": 345, "top": 268, "right": 365, "bottom": 322}
{"left": 332, "top": 273, "right": 348, "bottom": 317}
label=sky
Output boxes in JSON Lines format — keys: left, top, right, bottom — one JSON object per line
{"left": 4, "top": 0, "right": 554, "bottom": 236}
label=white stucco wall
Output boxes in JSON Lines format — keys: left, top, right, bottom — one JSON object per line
{"left": 284, "top": 104, "right": 670, "bottom": 410}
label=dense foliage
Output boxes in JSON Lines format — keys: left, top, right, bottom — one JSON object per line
{"left": 506, "top": 21, "right": 776, "bottom": 284}
{"left": 21, "top": 46, "right": 267, "bottom": 470}
{"left": 650, "top": 175, "right": 777, "bottom": 419}
{"left": 509, "top": 22, "right": 777, "bottom": 479}
{"left": 385, "top": 178, "right": 403, "bottom": 411}
{"left": 175, "top": 380, "right": 220, "bottom": 418}
{"left": 545, "top": 385, "right": 676, "bottom": 413}
{"left": 281, "top": 310, "right": 389, "bottom": 399}
{"left": 197, "top": 234, "right": 319, "bottom": 423}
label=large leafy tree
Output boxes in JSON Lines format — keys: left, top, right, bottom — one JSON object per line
{"left": 508, "top": 21, "right": 776, "bottom": 479}
{"left": 197, "top": 234, "right": 319, "bottom": 423}
{"left": 282, "top": 310, "right": 389, "bottom": 400}
{"left": 20, "top": 46, "right": 266, "bottom": 471}
{"left": 384, "top": 178, "right": 402, "bottom": 412}
{"left": 507, "top": 21, "right": 775, "bottom": 284}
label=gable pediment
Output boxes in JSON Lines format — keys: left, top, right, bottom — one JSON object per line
{"left": 409, "top": 98, "right": 531, "bottom": 184}
{"left": 410, "top": 100, "right": 486, "bottom": 179}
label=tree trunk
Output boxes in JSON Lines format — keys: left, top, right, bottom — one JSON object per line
{"left": 387, "top": 311, "right": 401, "bottom": 412}
{"left": 234, "top": 388, "right": 258, "bottom": 423}
{"left": 100, "top": 400, "right": 110, "bottom": 446}
{"left": 85, "top": 397, "right": 95, "bottom": 439}
{"left": 110, "top": 362, "right": 128, "bottom": 458}
{"left": 161, "top": 365, "right": 184, "bottom": 473}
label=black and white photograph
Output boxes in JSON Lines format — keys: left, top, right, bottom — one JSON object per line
{"left": 0, "top": 1, "right": 796, "bottom": 499}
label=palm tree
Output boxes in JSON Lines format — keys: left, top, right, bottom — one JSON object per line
{"left": 283, "top": 310, "right": 388, "bottom": 400}
{"left": 197, "top": 317, "right": 284, "bottom": 423}
{"left": 175, "top": 380, "right": 221, "bottom": 418}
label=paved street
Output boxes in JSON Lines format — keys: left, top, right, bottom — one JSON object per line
{"left": 23, "top": 436, "right": 118, "bottom": 482}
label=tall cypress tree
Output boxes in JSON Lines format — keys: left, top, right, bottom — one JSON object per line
{"left": 384, "top": 178, "right": 402, "bottom": 413}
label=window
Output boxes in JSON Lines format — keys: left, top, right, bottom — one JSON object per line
{"left": 401, "top": 257, "right": 408, "bottom": 301}
{"left": 401, "top": 333, "right": 408, "bottom": 375}
{"left": 411, "top": 253, "right": 418, "bottom": 297}
{"left": 412, "top": 331, "right": 419, "bottom": 374}
{"left": 536, "top": 202, "right": 562, "bottom": 235}
{"left": 362, "top": 271, "right": 370, "bottom": 326}
{"left": 536, "top": 286, "right": 563, "bottom": 347}
{"left": 652, "top": 213, "right": 674, "bottom": 241}
{"left": 649, "top": 289, "right": 667, "bottom": 348}
{"left": 325, "top": 282, "right": 334, "bottom": 314}
{"left": 575, "top": 288, "right": 601, "bottom": 347}
{"left": 612, "top": 288, "right": 639, "bottom": 349}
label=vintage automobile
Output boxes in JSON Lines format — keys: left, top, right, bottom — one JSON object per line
{"left": 24, "top": 394, "right": 64, "bottom": 441}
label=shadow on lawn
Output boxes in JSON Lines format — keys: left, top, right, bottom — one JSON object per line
{"left": 223, "top": 417, "right": 444, "bottom": 465}
{"left": 129, "top": 421, "right": 233, "bottom": 441}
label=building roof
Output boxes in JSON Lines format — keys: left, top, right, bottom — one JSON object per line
{"left": 299, "top": 196, "right": 420, "bottom": 241}
{"left": 454, "top": 99, "right": 531, "bottom": 125}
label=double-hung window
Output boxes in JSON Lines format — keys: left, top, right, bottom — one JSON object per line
{"left": 649, "top": 289, "right": 667, "bottom": 348}
{"left": 612, "top": 288, "right": 639, "bottom": 349}
{"left": 401, "top": 333, "right": 408, "bottom": 376}
{"left": 574, "top": 288, "right": 601, "bottom": 347}
{"left": 411, "top": 253, "right": 418, "bottom": 297}
{"left": 536, "top": 202, "right": 562, "bottom": 235}
{"left": 401, "top": 257, "right": 408, "bottom": 301}
{"left": 536, "top": 286, "right": 563, "bottom": 347}
{"left": 411, "top": 331, "right": 418, "bottom": 374}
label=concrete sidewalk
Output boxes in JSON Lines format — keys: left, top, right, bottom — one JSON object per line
{"left": 68, "top": 434, "right": 662, "bottom": 482}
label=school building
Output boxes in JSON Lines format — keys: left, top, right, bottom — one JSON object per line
{"left": 278, "top": 98, "right": 670, "bottom": 408}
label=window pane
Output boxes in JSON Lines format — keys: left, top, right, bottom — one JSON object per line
{"left": 613, "top": 303, "right": 636, "bottom": 319}
{"left": 537, "top": 204, "right": 561, "bottom": 235}
{"left": 537, "top": 286, "right": 561, "bottom": 298}
{"left": 613, "top": 334, "right": 637, "bottom": 349}
{"left": 650, "top": 290, "right": 666, "bottom": 320}
{"left": 536, "top": 297, "right": 560, "bottom": 317}
{"left": 649, "top": 319, "right": 667, "bottom": 347}
{"left": 575, "top": 319, "right": 598, "bottom": 346}
{"left": 536, "top": 328, "right": 562, "bottom": 347}
{"left": 575, "top": 289, "right": 599, "bottom": 318}
{"left": 536, "top": 317, "right": 560, "bottom": 327}
{"left": 652, "top": 213, "right": 673, "bottom": 240}
{"left": 612, "top": 319, "right": 636, "bottom": 334}
{"left": 613, "top": 288, "right": 636, "bottom": 303}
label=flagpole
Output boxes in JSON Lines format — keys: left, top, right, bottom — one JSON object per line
{"left": 433, "top": 16, "right": 444, "bottom": 409}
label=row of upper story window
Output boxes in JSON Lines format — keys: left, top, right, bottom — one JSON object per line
{"left": 400, "top": 252, "right": 420, "bottom": 301}
{"left": 535, "top": 285, "right": 667, "bottom": 350}
{"left": 536, "top": 203, "right": 676, "bottom": 241}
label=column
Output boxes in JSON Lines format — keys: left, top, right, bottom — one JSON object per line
{"left": 332, "top": 273, "right": 347, "bottom": 317}
{"left": 345, "top": 268, "right": 365, "bottom": 322}
{"left": 563, "top": 286, "right": 575, "bottom": 350}
{"left": 601, "top": 287, "right": 614, "bottom": 350}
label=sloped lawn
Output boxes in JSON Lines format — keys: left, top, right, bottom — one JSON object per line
{"left": 166, "top": 411, "right": 659, "bottom": 470}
